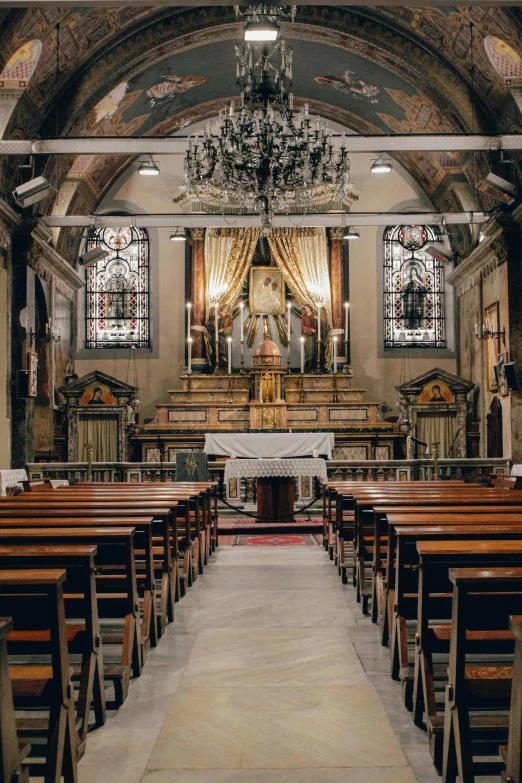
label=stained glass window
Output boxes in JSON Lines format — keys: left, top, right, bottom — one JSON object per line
{"left": 383, "top": 224, "right": 445, "bottom": 349}
{"left": 85, "top": 227, "right": 150, "bottom": 349}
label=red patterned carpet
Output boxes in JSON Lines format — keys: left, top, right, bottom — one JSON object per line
{"left": 219, "top": 534, "right": 322, "bottom": 546}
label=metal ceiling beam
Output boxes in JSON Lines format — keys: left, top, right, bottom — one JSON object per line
{"left": 1, "top": 135, "right": 522, "bottom": 156}
{"left": 43, "top": 212, "right": 489, "bottom": 228}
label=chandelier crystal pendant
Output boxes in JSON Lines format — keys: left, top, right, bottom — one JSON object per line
{"left": 183, "top": 7, "right": 352, "bottom": 228}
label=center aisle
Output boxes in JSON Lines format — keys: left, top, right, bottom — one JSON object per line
{"left": 78, "top": 546, "right": 432, "bottom": 783}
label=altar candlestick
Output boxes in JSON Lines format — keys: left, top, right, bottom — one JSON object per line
{"left": 344, "top": 302, "right": 349, "bottom": 343}
{"left": 287, "top": 301, "right": 291, "bottom": 342}
{"left": 186, "top": 302, "right": 191, "bottom": 339}
{"left": 240, "top": 302, "right": 244, "bottom": 342}
{"left": 227, "top": 337, "right": 232, "bottom": 375}
{"left": 300, "top": 336, "right": 305, "bottom": 374}
{"left": 187, "top": 337, "right": 193, "bottom": 374}
{"left": 317, "top": 305, "right": 321, "bottom": 342}
{"left": 333, "top": 336, "right": 338, "bottom": 374}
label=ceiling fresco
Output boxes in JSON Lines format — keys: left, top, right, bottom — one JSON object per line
{"left": 0, "top": 4, "right": 521, "bottom": 265}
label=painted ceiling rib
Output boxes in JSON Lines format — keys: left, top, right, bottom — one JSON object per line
{"left": 0, "top": 135, "right": 521, "bottom": 156}
{"left": 43, "top": 212, "right": 489, "bottom": 228}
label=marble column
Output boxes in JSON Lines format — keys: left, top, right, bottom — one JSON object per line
{"left": 329, "top": 227, "right": 344, "bottom": 331}
{"left": 190, "top": 228, "right": 206, "bottom": 369}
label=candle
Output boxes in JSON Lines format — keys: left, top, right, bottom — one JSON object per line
{"left": 227, "top": 336, "right": 232, "bottom": 375}
{"left": 187, "top": 337, "right": 192, "bottom": 374}
{"left": 474, "top": 323, "right": 479, "bottom": 337}
{"left": 214, "top": 303, "right": 219, "bottom": 341}
{"left": 333, "top": 336, "right": 338, "bottom": 374}
{"left": 186, "top": 302, "right": 191, "bottom": 339}
{"left": 240, "top": 302, "right": 244, "bottom": 342}
{"left": 317, "top": 305, "right": 321, "bottom": 342}
{"left": 300, "top": 336, "right": 305, "bottom": 374}
{"left": 287, "top": 301, "right": 291, "bottom": 341}
{"left": 344, "top": 302, "right": 349, "bottom": 345}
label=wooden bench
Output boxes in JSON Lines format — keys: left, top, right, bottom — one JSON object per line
{"left": 442, "top": 567, "right": 522, "bottom": 783}
{"left": 0, "top": 528, "right": 140, "bottom": 708}
{"left": 0, "top": 569, "right": 78, "bottom": 783}
{"left": 0, "top": 545, "right": 104, "bottom": 753}
{"left": 0, "top": 617, "right": 29, "bottom": 783}
{"left": 501, "top": 614, "right": 522, "bottom": 783}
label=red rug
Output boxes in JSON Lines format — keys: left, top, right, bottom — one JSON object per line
{"left": 233, "top": 534, "right": 321, "bottom": 546}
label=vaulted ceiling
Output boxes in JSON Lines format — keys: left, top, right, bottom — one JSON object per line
{"left": 1, "top": 4, "right": 521, "bottom": 262}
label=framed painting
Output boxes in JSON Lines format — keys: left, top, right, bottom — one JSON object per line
{"left": 27, "top": 351, "right": 38, "bottom": 397}
{"left": 249, "top": 266, "right": 285, "bottom": 315}
{"left": 80, "top": 382, "right": 116, "bottom": 406}
{"left": 484, "top": 302, "right": 500, "bottom": 391}
{"left": 497, "top": 351, "right": 509, "bottom": 396}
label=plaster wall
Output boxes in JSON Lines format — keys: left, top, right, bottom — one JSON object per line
{"left": 0, "top": 268, "right": 10, "bottom": 467}
{"left": 76, "top": 152, "right": 457, "bottom": 422}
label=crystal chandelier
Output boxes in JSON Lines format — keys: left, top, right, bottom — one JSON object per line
{"left": 183, "top": 6, "right": 351, "bottom": 228}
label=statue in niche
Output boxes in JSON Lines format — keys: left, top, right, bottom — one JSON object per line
{"left": 104, "top": 262, "right": 129, "bottom": 329}
{"left": 206, "top": 304, "right": 233, "bottom": 368}
{"left": 400, "top": 263, "right": 427, "bottom": 330}
{"left": 300, "top": 304, "right": 316, "bottom": 372}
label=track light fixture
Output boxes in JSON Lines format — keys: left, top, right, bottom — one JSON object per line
{"left": 170, "top": 229, "right": 186, "bottom": 242}
{"left": 370, "top": 155, "right": 392, "bottom": 174}
{"left": 12, "top": 176, "right": 52, "bottom": 208}
{"left": 138, "top": 155, "right": 160, "bottom": 176}
{"left": 343, "top": 227, "right": 359, "bottom": 240}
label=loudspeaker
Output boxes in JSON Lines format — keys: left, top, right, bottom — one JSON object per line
{"left": 18, "top": 370, "right": 29, "bottom": 398}
{"left": 504, "top": 362, "right": 520, "bottom": 391}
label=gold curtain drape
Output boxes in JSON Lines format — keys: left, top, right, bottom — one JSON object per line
{"left": 267, "top": 227, "right": 333, "bottom": 327}
{"left": 417, "top": 412, "right": 458, "bottom": 459}
{"left": 78, "top": 415, "right": 118, "bottom": 462}
{"left": 204, "top": 228, "right": 261, "bottom": 312}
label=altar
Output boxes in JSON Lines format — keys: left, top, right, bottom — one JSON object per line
{"left": 224, "top": 457, "right": 327, "bottom": 522}
{"left": 204, "top": 432, "right": 334, "bottom": 459}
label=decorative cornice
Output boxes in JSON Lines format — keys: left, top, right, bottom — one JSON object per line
{"left": 446, "top": 221, "right": 508, "bottom": 298}
{"left": 0, "top": 197, "right": 22, "bottom": 233}
{"left": 29, "top": 220, "right": 84, "bottom": 299}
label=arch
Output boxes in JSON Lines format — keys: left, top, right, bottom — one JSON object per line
{"left": 484, "top": 36, "right": 522, "bottom": 113}
{"left": 0, "top": 39, "right": 42, "bottom": 138}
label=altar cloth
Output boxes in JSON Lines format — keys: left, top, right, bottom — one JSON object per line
{"left": 0, "top": 469, "right": 27, "bottom": 496}
{"left": 224, "top": 458, "right": 327, "bottom": 483}
{"left": 204, "top": 432, "right": 334, "bottom": 460}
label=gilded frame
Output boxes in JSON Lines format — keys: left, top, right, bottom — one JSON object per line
{"left": 484, "top": 301, "right": 500, "bottom": 391}
{"left": 249, "top": 266, "right": 285, "bottom": 315}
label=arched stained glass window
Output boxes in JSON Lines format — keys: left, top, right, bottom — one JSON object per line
{"left": 383, "top": 224, "right": 445, "bottom": 349}
{"left": 85, "top": 226, "right": 150, "bottom": 349}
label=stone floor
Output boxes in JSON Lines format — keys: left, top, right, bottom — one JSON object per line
{"left": 78, "top": 545, "right": 500, "bottom": 783}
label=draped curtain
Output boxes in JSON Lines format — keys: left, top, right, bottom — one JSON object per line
{"left": 268, "top": 228, "right": 332, "bottom": 327}
{"left": 204, "top": 228, "right": 261, "bottom": 313}
{"left": 416, "top": 412, "right": 458, "bottom": 459}
{"left": 78, "top": 415, "right": 118, "bottom": 462}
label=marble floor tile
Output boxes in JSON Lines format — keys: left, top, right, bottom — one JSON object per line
{"left": 79, "top": 727, "right": 159, "bottom": 783}
{"left": 180, "top": 627, "right": 365, "bottom": 687}
{"left": 195, "top": 564, "right": 343, "bottom": 590}
{"left": 173, "top": 588, "right": 358, "bottom": 629}
{"left": 147, "top": 685, "right": 410, "bottom": 770}
{"left": 141, "top": 768, "right": 419, "bottom": 783}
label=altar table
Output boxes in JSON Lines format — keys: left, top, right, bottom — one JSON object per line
{"left": 224, "top": 458, "right": 327, "bottom": 522}
{"left": 204, "top": 432, "right": 334, "bottom": 460}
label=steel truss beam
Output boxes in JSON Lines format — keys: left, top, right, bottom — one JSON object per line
{"left": 44, "top": 212, "right": 488, "bottom": 228}
{"left": 0, "top": 134, "right": 522, "bottom": 156}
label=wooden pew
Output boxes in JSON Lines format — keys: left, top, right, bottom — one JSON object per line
{"left": 0, "top": 569, "right": 78, "bottom": 783}
{"left": 412, "top": 542, "right": 522, "bottom": 770}
{"left": 0, "top": 503, "right": 176, "bottom": 629}
{"left": 0, "top": 545, "right": 104, "bottom": 752}
{"left": 0, "top": 617, "right": 29, "bottom": 783}
{"left": 501, "top": 615, "right": 522, "bottom": 783}
{"left": 388, "top": 523, "right": 522, "bottom": 711}
{"left": 0, "top": 528, "right": 140, "bottom": 707}
{"left": 442, "top": 567, "right": 522, "bottom": 783}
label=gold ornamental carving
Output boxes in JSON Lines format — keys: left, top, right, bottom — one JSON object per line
{"left": 329, "top": 227, "right": 345, "bottom": 241}
{"left": 190, "top": 228, "right": 205, "bottom": 241}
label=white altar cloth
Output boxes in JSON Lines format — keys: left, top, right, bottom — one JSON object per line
{"left": 224, "top": 458, "right": 327, "bottom": 483}
{"left": 204, "top": 432, "right": 334, "bottom": 460}
{"left": 0, "top": 469, "right": 27, "bottom": 496}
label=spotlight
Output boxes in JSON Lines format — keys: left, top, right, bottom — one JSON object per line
{"left": 425, "top": 243, "right": 453, "bottom": 264}
{"left": 12, "top": 176, "right": 52, "bottom": 208}
{"left": 170, "top": 229, "right": 186, "bottom": 242}
{"left": 138, "top": 155, "right": 160, "bottom": 176}
{"left": 343, "top": 227, "right": 359, "bottom": 240}
{"left": 79, "top": 247, "right": 109, "bottom": 267}
{"left": 244, "top": 20, "right": 279, "bottom": 41}
{"left": 370, "top": 155, "right": 392, "bottom": 174}
{"left": 477, "top": 171, "right": 516, "bottom": 205}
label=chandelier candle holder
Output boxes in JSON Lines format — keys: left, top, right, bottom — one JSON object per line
{"left": 183, "top": 8, "right": 352, "bottom": 228}
{"left": 474, "top": 321, "right": 506, "bottom": 345}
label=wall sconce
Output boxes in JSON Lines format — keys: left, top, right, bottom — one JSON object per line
{"left": 28, "top": 320, "right": 61, "bottom": 347}
{"left": 474, "top": 322, "right": 506, "bottom": 345}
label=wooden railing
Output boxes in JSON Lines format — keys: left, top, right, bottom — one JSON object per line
{"left": 27, "top": 458, "right": 511, "bottom": 492}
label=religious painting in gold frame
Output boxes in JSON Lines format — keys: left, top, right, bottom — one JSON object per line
{"left": 27, "top": 351, "right": 38, "bottom": 398}
{"left": 249, "top": 266, "right": 285, "bottom": 315}
{"left": 484, "top": 302, "right": 500, "bottom": 391}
